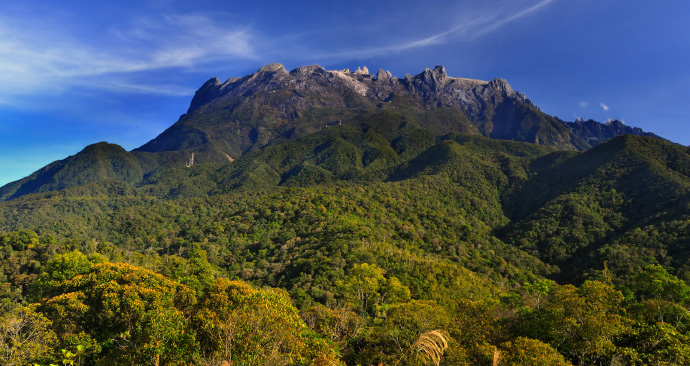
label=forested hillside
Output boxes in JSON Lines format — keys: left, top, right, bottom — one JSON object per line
{"left": 0, "top": 64, "right": 660, "bottom": 202}
{"left": 0, "top": 64, "right": 687, "bottom": 365}
{"left": 2, "top": 132, "right": 690, "bottom": 365}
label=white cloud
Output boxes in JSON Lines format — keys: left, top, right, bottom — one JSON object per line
{"left": 0, "top": 14, "right": 256, "bottom": 99}
{"left": 600, "top": 103, "right": 610, "bottom": 111}
{"left": 103, "top": 82, "right": 196, "bottom": 96}
{"left": 319, "top": 0, "right": 557, "bottom": 59}
{"left": 476, "top": 0, "right": 556, "bottom": 36}
{"left": 580, "top": 101, "right": 589, "bottom": 109}
{"left": 0, "top": 1, "right": 560, "bottom": 99}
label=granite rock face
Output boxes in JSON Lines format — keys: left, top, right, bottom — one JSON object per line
{"left": 0, "top": 63, "right": 664, "bottom": 202}
{"left": 137, "top": 63, "right": 657, "bottom": 158}
{"left": 184, "top": 63, "right": 530, "bottom": 120}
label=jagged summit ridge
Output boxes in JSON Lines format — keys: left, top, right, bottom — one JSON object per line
{"left": 0, "top": 63, "right": 664, "bottom": 201}
{"left": 187, "top": 63, "right": 530, "bottom": 119}
{"left": 136, "top": 62, "right": 659, "bottom": 160}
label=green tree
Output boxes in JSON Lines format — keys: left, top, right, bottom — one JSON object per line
{"left": 301, "top": 303, "right": 365, "bottom": 346}
{"left": 498, "top": 337, "right": 572, "bottom": 366}
{"left": 0, "top": 305, "right": 56, "bottom": 366}
{"left": 520, "top": 281, "right": 632, "bottom": 365}
{"left": 173, "top": 242, "right": 217, "bottom": 296}
{"left": 38, "top": 262, "right": 197, "bottom": 365}
{"left": 194, "top": 278, "right": 342, "bottom": 366}
{"left": 347, "top": 300, "right": 455, "bottom": 366}
{"left": 617, "top": 322, "right": 690, "bottom": 365}
{"left": 634, "top": 265, "right": 690, "bottom": 304}
{"left": 337, "top": 263, "right": 410, "bottom": 315}
{"left": 523, "top": 279, "right": 555, "bottom": 311}
{"left": 30, "top": 251, "right": 105, "bottom": 301}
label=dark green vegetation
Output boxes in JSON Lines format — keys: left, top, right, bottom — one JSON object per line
{"left": 0, "top": 65, "right": 687, "bottom": 365}
{"left": 0, "top": 64, "right": 658, "bottom": 202}
{"left": 2, "top": 131, "right": 690, "bottom": 365}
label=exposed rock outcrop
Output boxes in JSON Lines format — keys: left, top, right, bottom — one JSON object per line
{"left": 139, "top": 63, "right": 657, "bottom": 158}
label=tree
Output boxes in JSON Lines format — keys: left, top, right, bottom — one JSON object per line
{"left": 498, "top": 337, "right": 572, "bottom": 366}
{"left": 194, "top": 278, "right": 343, "bottom": 365}
{"left": 337, "top": 263, "right": 410, "bottom": 315}
{"left": 301, "top": 303, "right": 365, "bottom": 345}
{"left": 520, "top": 281, "right": 632, "bottom": 365}
{"left": 38, "top": 262, "right": 197, "bottom": 365}
{"left": 172, "top": 242, "right": 217, "bottom": 296}
{"left": 346, "top": 300, "right": 456, "bottom": 366}
{"left": 0, "top": 306, "right": 56, "bottom": 366}
{"left": 617, "top": 322, "right": 690, "bottom": 366}
{"left": 634, "top": 265, "right": 690, "bottom": 304}
{"left": 29, "top": 250, "right": 105, "bottom": 301}
{"left": 523, "top": 279, "right": 555, "bottom": 311}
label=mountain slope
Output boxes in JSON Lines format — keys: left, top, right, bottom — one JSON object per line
{"left": 1, "top": 64, "right": 662, "bottom": 202}
{"left": 3, "top": 133, "right": 689, "bottom": 285}
{"left": 135, "top": 64, "right": 600, "bottom": 160}
{"left": 0, "top": 142, "right": 145, "bottom": 201}
{"left": 566, "top": 118, "right": 660, "bottom": 146}
{"left": 502, "top": 135, "right": 690, "bottom": 281}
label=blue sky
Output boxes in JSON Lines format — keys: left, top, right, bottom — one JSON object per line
{"left": 1, "top": 0, "right": 689, "bottom": 186}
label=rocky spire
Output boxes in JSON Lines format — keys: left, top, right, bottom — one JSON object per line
{"left": 187, "top": 77, "right": 223, "bottom": 113}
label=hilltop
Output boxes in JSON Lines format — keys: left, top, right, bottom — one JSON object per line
{"left": 0, "top": 64, "right": 659, "bottom": 201}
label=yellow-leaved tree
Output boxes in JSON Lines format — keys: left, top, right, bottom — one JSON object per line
{"left": 194, "top": 278, "right": 344, "bottom": 365}
{"left": 0, "top": 305, "right": 56, "bottom": 366}
{"left": 37, "top": 262, "right": 198, "bottom": 365}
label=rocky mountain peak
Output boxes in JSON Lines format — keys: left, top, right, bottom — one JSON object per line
{"left": 257, "top": 63, "right": 286, "bottom": 73}
{"left": 433, "top": 65, "right": 447, "bottom": 77}
{"left": 187, "top": 77, "right": 224, "bottom": 113}
{"left": 354, "top": 66, "right": 369, "bottom": 75}
{"left": 163, "top": 63, "right": 661, "bottom": 158}
{"left": 290, "top": 64, "right": 327, "bottom": 76}
{"left": 205, "top": 77, "right": 222, "bottom": 87}
{"left": 487, "top": 78, "right": 513, "bottom": 94}
{"left": 375, "top": 69, "right": 393, "bottom": 81}
{"left": 412, "top": 65, "right": 451, "bottom": 92}
{"left": 223, "top": 77, "right": 241, "bottom": 86}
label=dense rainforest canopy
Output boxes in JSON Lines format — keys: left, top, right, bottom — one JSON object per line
{"left": 1, "top": 64, "right": 689, "bottom": 365}
{"left": 2, "top": 131, "right": 690, "bottom": 365}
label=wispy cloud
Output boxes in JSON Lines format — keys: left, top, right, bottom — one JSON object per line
{"left": 320, "top": 0, "right": 557, "bottom": 59}
{"left": 476, "top": 0, "right": 556, "bottom": 36}
{"left": 0, "top": 1, "right": 559, "bottom": 100}
{"left": 600, "top": 103, "right": 610, "bottom": 111}
{"left": 580, "top": 101, "right": 589, "bottom": 109}
{"left": 103, "top": 82, "right": 196, "bottom": 96}
{"left": 0, "top": 14, "right": 255, "bottom": 99}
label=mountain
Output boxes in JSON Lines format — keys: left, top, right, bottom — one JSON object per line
{"left": 0, "top": 142, "right": 189, "bottom": 201}
{"left": 0, "top": 142, "right": 144, "bottom": 201}
{"left": 502, "top": 134, "right": 690, "bottom": 281}
{"left": 1, "top": 65, "right": 688, "bottom": 364}
{"left": 136, "top": 63, "right": 665, "bottom": 160}
{"left": 136, "top": 63, "right": 592, "bottom": 161}
{"left": 566, "top": 118, "right": 660, "bottom": 146}
{"left": 3, "top": 132, "right": 690, "bottom": 283}
{"left": 0, "top": 63, "right": 661, "bottom": 201}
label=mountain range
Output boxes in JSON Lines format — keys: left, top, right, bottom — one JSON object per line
{"left": 0, "top": 64, "right": 660, "bottom": 201}
{"left": 0, "top": 63, "right": 687, "bottom": 282}
{"left": 3, "top": 63, "right": 690, "bottom": 365}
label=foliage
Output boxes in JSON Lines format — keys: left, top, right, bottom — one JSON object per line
{"left": 194, "top": 278, "right": 342, "bottom": 365}
{"left": 1, "top": 132, "right": 690, "bottom": 365}
{"left": 37, "top": 262, "right": 198, "bottom": 365}
{"left": 394, "top": 330, "right": 448, "bottom": 366}
{"left": 497, "top": 337, "right": 572, "bottom": 366}
{"left": 0, "top": 305, "right": 56, "bottom": 366}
